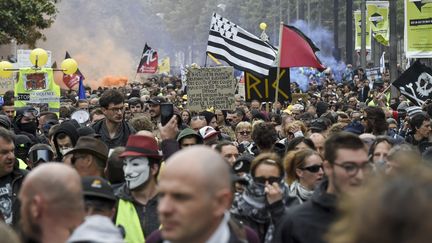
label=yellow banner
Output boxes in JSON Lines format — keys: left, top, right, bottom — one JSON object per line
{"left": 354, "top": 10, "right": 372, "bottom": 51}
{"left": 405, "top": 0, "right": 432, "bottom": 58}
{"left": 367, "top": 1, "right": 389, "bottom": 46}
{"left": 158, "top": 57, "right": 170, "bottom": 74}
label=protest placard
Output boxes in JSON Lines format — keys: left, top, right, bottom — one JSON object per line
{"left": 244, "top": 68, "right": 291, "bottom": 102}
{"left": 0, "top": 77, "right": 15, "bottom": 95}
{"left": 186, "top": 67, "right": 236, "bottom": 111}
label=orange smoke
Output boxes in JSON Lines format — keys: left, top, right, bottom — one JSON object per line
{"left": 101, "top": 76, "right": 128, "bottom": 87}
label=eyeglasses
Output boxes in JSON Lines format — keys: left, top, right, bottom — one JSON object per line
{"left": 106, "top": 106, "right": 125, "bottom": 113}
{"left": 191, "top": 116, "right": 205, "bottom": 121}
{"left": 301, "top": 164, "right": 323, "bottom": 173}
{"left": 238, "top": 131, "right": 251, "bottom": 136}
{"left": 333, "top": 161, "right": 373, "bottom": 176}
{"left": 253, "top": 176, "right": 281, "bottom": 185}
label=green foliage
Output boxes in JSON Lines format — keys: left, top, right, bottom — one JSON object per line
{"left": 0, "top": 0, "right": 58, "bottom": 47}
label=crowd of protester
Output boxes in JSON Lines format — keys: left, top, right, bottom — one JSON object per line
{"left": 0, "top": 65, "right": 431, "bottom": 243}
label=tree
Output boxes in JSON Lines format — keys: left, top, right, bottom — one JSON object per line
{"left": 0, "top": 0, "right": 58, "bottom": 47}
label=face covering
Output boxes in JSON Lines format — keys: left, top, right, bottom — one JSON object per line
{"left": 59, "top": 147, "right": 73, "bottom": 156}
{"left": 123, "top": 157, "right": 150, "bottom": 190}
{"left": 19, "top": 121, "right": 37, "bottom": 135}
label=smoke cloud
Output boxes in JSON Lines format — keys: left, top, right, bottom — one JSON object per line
{"left": 289, "top": 20, "right": 346, "bottom": 91}
{"left": 37, "top": 0, "right": 173, "bottom": 89}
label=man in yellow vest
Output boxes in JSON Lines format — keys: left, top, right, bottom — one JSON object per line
{"left": 115, "top": 135, "right": 162, "bottom": 243}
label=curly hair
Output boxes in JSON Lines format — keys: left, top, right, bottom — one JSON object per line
{"left": 99, "top": 89, "right": 124, "bottom": 108}
{"left": 251, "top": 122, "right": 278, "bottom": 151}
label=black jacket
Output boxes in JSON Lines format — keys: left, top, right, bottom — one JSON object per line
{"left": 273, "top": 179, "right": 337, "bottom": 243}
{"left": 114, "top": 184, "right": 160, "bottom": 237}
{"left": 91, "top": 119, "right": 136, "bottom": 149}
{"left": 9, "top": 165, "right": 27, "bottom": 228}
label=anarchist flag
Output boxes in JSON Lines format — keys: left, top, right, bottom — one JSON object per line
{"left": 279, "top": 25, "right": 325, "bottom": 71}
{"left": 63, "top": 51, "right": 84, "bottom": 90}
{"left": 137, "top": 43, "right": 158, "bottom": 74}
{"left": 393, "top": 61, "right": 432, "bottom": 106}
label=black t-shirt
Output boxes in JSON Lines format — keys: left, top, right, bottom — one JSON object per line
{"left": 0, "top": 174, "right": 13, "bottom": 224}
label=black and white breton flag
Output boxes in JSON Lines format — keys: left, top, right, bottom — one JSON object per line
{"left": 206, "top": 13, "right": 276, "bottom": 76}
{"left": 393, "top": 61, "right": 432, "bottom": 106}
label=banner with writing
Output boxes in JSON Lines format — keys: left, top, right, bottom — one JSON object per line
{"left": 244, "top": 68, "right": 291, "bottom": 102}
{"left": 186, "top": 67, "right": 236, "bottom": 111}
{"left": 404, "top": 0, "right": 432, "bottom": 58}
{"left": 0, "top": 77, "right": 15, "bottom": 95}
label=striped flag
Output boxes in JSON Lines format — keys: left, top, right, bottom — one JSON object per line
{"left": 206, "top": 13, "right": 276, "bottom": 76}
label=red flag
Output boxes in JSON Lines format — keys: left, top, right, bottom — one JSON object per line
{"left": 279, "top": 25, "right": 325, "bottom": 71}
{"left": 137, "top": 43, "right": 158, "bottom": 74}
{"left": 63, "top": 51, "right": 85, "bottom": 90}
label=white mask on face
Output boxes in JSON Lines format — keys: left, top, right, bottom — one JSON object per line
{"left": 60, "top": 147, "right": 73, "bottom": 156}
{"left": 123, "top": 157, "right": 150, "bottom": 190}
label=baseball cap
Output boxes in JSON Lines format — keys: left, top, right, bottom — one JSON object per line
{"left": 81, "top": 176, "right": 116, "bottom": 202}
{"left": 198, "top": 126, "right": 220, "bottom": 140}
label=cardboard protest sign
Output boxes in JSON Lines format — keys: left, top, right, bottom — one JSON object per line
{"left": 186, "top": 67, "right": 236, "bottom": 111}
{"left": 0, "top": 76, "right": 15, "bottom": 95}
{"left": 244, "top": 67, "right": 290, "bottom": 102}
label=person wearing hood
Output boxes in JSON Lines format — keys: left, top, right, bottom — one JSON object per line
{"left": 114, "top": 135, "right": 162, "bottom": 243}
{"left": 12, "top": 107, "right": 40, "bottom": 144}
{"left": 176, "top": 127, "right": 203, "bottom": 149}
{"left": 52, "top": 121, "right": 79, "bottom": 161}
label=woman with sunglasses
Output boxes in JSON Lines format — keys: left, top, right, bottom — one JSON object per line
{"left": 231, "top": 153, "right": 288, "bottom": 243}
{"left": 284, "top": 149, "right": 324, "bottom": 207}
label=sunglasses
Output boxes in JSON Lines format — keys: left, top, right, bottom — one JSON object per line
{"left": 301, "top": 164, "right": 323, "bottom": 173}
{"left": 238, "top": 131, "right": 251, "bottom": 135}
{"left": 191, "top": 116, "right": 205, "bottom": 121}
{"left": 253, "top": 176, "right": 281, "bottom": 185}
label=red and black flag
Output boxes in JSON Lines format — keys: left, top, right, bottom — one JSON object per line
{"left": 63, "top": 51, "right": 84, "bottom": 90}
{"left": 137, "top": 43, "right": 158, "bottom": 74}
{"left": 279, "top": 25, "right": 325, "bottom": 71}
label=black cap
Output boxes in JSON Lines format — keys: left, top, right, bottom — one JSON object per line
{"left": 146, "top": 96, "right": 166, "bottom": 105}
{"left": 233, "top": 154, "right": 254, "bottom": 174}
{"left": 81, "top": 176, "right": 116, "bottom": 202}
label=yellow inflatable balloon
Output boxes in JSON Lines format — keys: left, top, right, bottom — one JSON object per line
{"left": 61, "top": 58, "right": 78, "bottom": 75}
{"left": 259, "top": 22, "right": 267, "bottom": 31}
{"left": 0, "top": 61, "right": 13, "bottom": 78}
{"left": 29, "top": 48, "right": 48, "bottom": 67}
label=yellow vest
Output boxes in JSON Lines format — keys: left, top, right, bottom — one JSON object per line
{"left": 18, "top": 158, "right": 27, "bottom": 170}
{"left": 115, "top": 199, "right": 145, "bottom": 243}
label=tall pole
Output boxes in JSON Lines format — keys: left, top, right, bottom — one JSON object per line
{"left": 275, "top": 22, "right": 284, "bottom": 105}
{"left": 333, "top": 0, "right": 340, "bottom": 61}
{"left": 360, "top": 0, "right": 367, "bottom": 68}
{"left": 389, "top": 0, "right": 398, "bottom": 96}
{"left": 307, "top": 0, "right": 311, "bottom": 26}
{"left": 346, "top": 0, "right": 353, "bottom": 65}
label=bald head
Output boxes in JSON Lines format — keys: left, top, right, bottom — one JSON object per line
{"left": 164, "top": 146, "right": 232, "bottom": 193}
{"left": 21, "top": 163, "right": 84, "bottom": 215}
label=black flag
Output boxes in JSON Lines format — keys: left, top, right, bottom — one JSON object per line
{"left": 392, "top": 61, "right": 432, "bottom": 106}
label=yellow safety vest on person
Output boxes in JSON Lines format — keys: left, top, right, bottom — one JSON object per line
{"left": 18, "top": 158, "right": 27, "bottom": 170}
{"left": 115, "top": 199, "right": 145, "bottom": 243}
{"left": 15, "top": 68, "right": 61, "bottom": 116}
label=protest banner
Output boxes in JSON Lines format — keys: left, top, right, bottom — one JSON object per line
{"left": 15, "top": 68, "right": 60, "bottom": 114}
{"left": 367, "top": 1, "right": 389, "bottom": 46}
{"left": 365, "top": 67, "right": 382, "bottom": 81}
{"left": 404, "top": 0, "right": 432, "bottom": 58}
{"left": 354, "top": 10, "right": 372, "bottom": 51}
{"left": 17, "top": 49, "right": 52, "bottom": 68}
{"left": 186, "top": 66, "right": 236, "bottom": 111}
{"left": 244, "top": 67, "right": 290, "bottom": 102}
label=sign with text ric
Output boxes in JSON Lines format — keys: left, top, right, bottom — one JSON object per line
{"left": 244, "top": 68, "right": 291, "bottom": 102}
{"left": 186, "top": 66, "right": 236, "bottom": 111}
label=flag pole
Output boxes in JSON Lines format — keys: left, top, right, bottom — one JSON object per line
{"left": 274, "top": 22, "right": 284, "bottom": 105}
